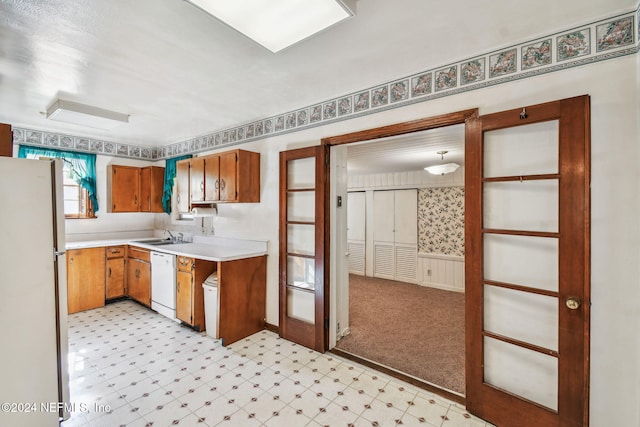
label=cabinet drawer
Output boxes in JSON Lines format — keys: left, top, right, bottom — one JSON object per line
{"left": 177, "top": 256, "right": 195, "bottom": 272}
{"left": 128, "top": 246, "right": 151, "bottom": 262}
{"left": 106, "top": 245, "right": 126, "bottom": 259}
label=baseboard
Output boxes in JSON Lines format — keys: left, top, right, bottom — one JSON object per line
{"left": 416, "top": 281, "right": 464, "bottom": 293}
{"left": 329, "top": 347, "right": 466, "bottom": 405}
{"left": 265, "top": 322, "right": 279, "bottom": 334}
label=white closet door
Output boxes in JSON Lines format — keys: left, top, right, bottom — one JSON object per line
{"left": 373, "top": 190, "right": 395, "bottom": 242}
{"left": 394, "top": 189, "right": 417, "bottom": 245}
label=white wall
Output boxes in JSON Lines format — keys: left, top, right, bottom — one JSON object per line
{"left": 64, "top": 155, "right": 163, "bottom": 242}
{"left": 169, "top": 55, "right": 638, "bottom": 426}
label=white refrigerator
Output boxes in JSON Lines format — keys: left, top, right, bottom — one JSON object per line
{"left": 0, "top": 157, "right": 70, "bottom": 426}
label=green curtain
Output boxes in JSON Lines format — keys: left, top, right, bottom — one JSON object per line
{"left": 18, "top": 145, "right": 99, "bottom": 212}
{"left": 162, "top": 154, "right": 192, "bottom": 214}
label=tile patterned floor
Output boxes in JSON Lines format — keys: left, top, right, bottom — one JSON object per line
{"left": 62, "top": 300, "right": 494, "bottom": 427}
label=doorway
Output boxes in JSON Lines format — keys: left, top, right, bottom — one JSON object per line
{"left": 333, "top": 125, "right": 467, "bottom": 395}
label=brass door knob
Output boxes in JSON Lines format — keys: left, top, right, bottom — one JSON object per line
{"left": 566, "top": 296, "right": 581, "bottom": 310}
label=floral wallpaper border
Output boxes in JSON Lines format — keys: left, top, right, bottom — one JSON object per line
{"left": 418, "top": 187, "right": 465, "bottom": 257}
{"left": 12, "top": 7, "right": 640, "bottom": 160}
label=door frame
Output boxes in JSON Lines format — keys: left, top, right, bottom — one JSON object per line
{"left": 322, "top": 109, "right": 477, "bottom": 393}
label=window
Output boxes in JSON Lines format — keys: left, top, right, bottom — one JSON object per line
{"left": 62, "top": 161, "right": 95, "bottom": 218}
{"left": 18, "top": 145, "right": 99, "bottom": 218}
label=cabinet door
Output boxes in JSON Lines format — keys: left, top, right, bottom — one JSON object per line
{"left": 204, "top": 156, "right": 220, "bottom": 201}
{"left": 111, "top": 165, "right": 140, "bottom": 212}
{"left": 176, "top": 270, "right": 193, "bottom": 325}
{"left": 127, "top": 258, "right": 151, "bottom": 306}
{"left": 190, "top": 158, "right": 205, "bottom": 203}
{"left": 106, "top": 258, "right": 125, "bottom": 299}
{"left": 139, "top": 167, "right": 151, "bottom": 211}
{"left": 139, "top": 166, "right": 165, "bottom": 213}
{"left": 176, "top": 160, "right": 190, "bottom": 213}
{"left": 219, "top": 151, "right": 237, "bottom": 201}
{"left": 67, "top": 248, "right": 106, "bottom": 314}
{"left": 149, "top": 166, "right": 165, "bottom": 212}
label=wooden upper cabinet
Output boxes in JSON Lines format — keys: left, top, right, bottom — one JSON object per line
{"left": 174, "top": 149, "right": 260, "bottom": 211}
{"left": 108, "top": 165, "right": 140, "bottom": 212}
{"left": 108, "top": 165, "right": 165, "bottom": 213}
{"left": 219, "top": 151, "right": 238, "bottom": 201}
{"left": 139, "top": 166, "right": 164, "bottom": 212}
{"left": 204, "top": 156, "right": 220, "bottom": 202}
{"left": 190, "top": 157, "right": 205, "bottom": 203}
{"left": 0, "top": 123, "right": 12, "bottom": 157}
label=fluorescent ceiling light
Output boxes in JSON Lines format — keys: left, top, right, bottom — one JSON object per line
{"left": 46, "top": 100, "right": 129, "bottom": 130}
{"left": 186, "top": 0, "right": 355, "bottom": 53}
{"left": 424, "top": 163, "right": 460, "bottom": 175}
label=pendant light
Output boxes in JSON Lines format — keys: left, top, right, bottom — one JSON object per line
{"left": 424, "top": 150, "right": 460, "bottom": 175}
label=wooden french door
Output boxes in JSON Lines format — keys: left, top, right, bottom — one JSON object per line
{"left": 279, "top": 146, "right": 328, "bottom": 352}
{"left": 465, "top": 96, "right": 590, "bottom": 426}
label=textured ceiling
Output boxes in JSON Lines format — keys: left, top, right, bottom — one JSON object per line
{"left": 0, "top": 0, "right": 634, "bottom": 150}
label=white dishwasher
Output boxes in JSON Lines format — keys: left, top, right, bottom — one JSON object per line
{"left": 151, "top": 252, "right": 177, "bottom": 321}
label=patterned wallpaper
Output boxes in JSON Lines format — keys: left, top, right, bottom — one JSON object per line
{"left": 11, "top": 6, "right": 640, "bottom": 160}
{"left": 418, "top": 187, "right": 465, "bottom": 257}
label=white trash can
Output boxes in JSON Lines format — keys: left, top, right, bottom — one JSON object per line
{"left": 202, "top": 273, "right": 218, "bottom": 339}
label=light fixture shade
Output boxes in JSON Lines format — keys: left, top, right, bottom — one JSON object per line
{"left": 46, "top": 100, "right": 129, "bottom": 130}
{"left": 186, "top": 0, "right": 355, "bottom": 53}
{"left": 424, "top": 163, "right": 460, "bottom": 175}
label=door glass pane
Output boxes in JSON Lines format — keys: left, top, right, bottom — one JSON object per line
{"left": 484, "top": 234, "right": 558, "bottom": 292}
{"left": 287, "top": 288, "right": 315, "bottom": 324}
{"left": 484, "top": 285, "right": 558, "bottom": 351}
{"left": 484, "top": 336, "right": 558, "bottom": 411}
{"left": 287, "top": 256, "right": 315, "bottom": 291}
{"left": 288, "top": 191, "right": 315, "bottom": 222}
{"left": 484, "top": 121, "right": 559, "bottom": 178}
{"left": 288, "top": 224, "right": 315, "bottom": 256}
{"left": 484, "top": 180, "right": 558, "bottom": 232}
{"left": 288, "top": 157, "right": 316, "bottom": 189}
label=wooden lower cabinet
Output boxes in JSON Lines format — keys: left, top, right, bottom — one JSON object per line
{"left": 127, "top": 247, "right": 151, "bottom": 306}
{"left": 67, "top": 247, "right": 106, "bottom": 314}
{"left": 218, "top": 255, "right": 267, "bottom": 346}
{"left": 176, "top": 256, "right": 216, "bottom": 331}
{"left": 105, "top": 245, "right": 126, "bottom": 299}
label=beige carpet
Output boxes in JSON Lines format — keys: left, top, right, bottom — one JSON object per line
{"left": 335, "top": 274, "right": 465, "bottom": 394}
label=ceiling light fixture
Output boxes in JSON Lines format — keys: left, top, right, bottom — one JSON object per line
{"left": 424, "top": 150, "right": 460, "bottom": 175}
{"left": 46, "top": 99, "right": 129, "bottom": 130}
{"left": 185, "top": 0, "right": 356, "bottom": 53}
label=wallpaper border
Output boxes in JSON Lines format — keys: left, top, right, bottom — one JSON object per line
{"left": 12, "top": 6, "right": 640, "bottom": 160}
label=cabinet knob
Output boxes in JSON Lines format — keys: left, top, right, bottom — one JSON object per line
{"left": 221, "top": 179, "right": 225, "bottom": 190}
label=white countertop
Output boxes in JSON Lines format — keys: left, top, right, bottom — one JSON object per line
{"left": 66, "top": 236, "right": 268, "bottom": 262}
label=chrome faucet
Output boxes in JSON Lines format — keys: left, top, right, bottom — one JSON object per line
{"left": 165, "top": 229, "right": 177, "bottom": 242}
{"left": 164, "top": 229, "right": 184, "bottom": 243}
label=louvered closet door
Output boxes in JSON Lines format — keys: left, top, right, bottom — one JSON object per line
{"left": 372, "top": 189, "right": 417, "bottom": 282}
{"left": 373, "top": 191, "right": 395, "bottom": 279}
{"left": 394, "top": 189, "right": 417, "bottom": 283}
{"left": 465, "top": 96, "right": 590, "bottom": 427}
{"left": 279, "top": 146, "right": 327, "bottom": 353}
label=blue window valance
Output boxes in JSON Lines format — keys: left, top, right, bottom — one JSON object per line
{"left": 18, "top": 145, "right": 99, "bottom": 212}
{"left": 162, "top": 155, "right": 192, "bottom": 214}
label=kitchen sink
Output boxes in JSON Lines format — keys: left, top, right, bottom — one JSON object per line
{"left": 133, "top": 239, "right": 184, "bottom": 246}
